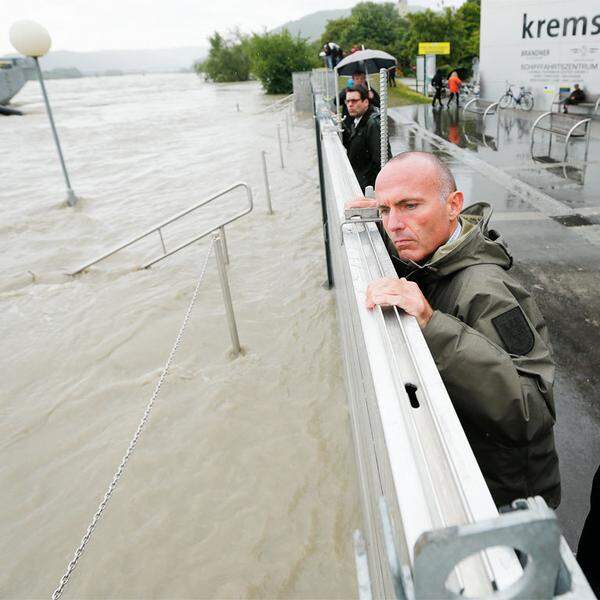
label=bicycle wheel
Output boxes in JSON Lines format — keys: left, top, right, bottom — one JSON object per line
{"left": 520, "top": 93, "right": 534, "bottom": 111}
{"left": 498, "top": 94, "right": 513, "bottom": 109}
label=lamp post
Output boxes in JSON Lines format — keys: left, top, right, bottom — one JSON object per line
{"left": 9, "top": 20, "right": 78, "bottom": 207}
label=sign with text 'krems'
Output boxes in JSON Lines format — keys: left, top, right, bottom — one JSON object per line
{"left": 418, "top": 42, "right": 451, "bottom": 55}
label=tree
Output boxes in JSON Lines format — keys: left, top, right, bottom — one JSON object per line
{"left": 198, "top": 30, "right": 251, "bottom": 83}
{"left": 320, "top": 0, "right": 481, "bottom": 76}
{"left": 320, "top": 2, "right": 408, "bottom": 65}
{"left": 455, "top": 0, "right": 480, "bottom": 65}
{"left": 249, "top": 30, "right": 317, "bottom": 94}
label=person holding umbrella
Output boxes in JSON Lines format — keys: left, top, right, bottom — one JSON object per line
{"left": 431, "top": 69, "right": 444, "bottom": 109}
{"left": 334, "top": 48, "right": 396, "bottom": 119}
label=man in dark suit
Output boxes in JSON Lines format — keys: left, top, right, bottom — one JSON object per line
{"left": 342, "top": 84, "right": 390, "bottom": 192}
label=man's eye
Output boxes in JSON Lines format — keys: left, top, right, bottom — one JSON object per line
{"left": 406, "top": 204, "right": 417, "bottom": 210}
{"left": 379, "top": 207, "right": 389, "bottom": 214}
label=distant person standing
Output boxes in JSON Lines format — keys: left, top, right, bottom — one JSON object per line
{"left": 322, "top": 44, "right": 333, "bottom": 70}
{"left": 446, "top": 71, "right": 462, "bottom": 109}
{"left": 333, "top": 45, "right": 344, "bottom": 67}
{"left": 431, "top": 69, "right": 444, "bottom": 109}
{"left": 388, "top": 66, "right": 397, "bottom": 87}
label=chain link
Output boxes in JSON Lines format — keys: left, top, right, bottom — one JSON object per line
{"left": 51, "top": 239, "right": 215, "bottom": 600}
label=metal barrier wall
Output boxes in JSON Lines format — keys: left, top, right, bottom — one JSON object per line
{"left": 313, "top": 93, "right": 595, "bottom": 599}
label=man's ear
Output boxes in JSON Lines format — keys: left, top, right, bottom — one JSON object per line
{"left": 447, "top": 191, "right": 464, "bottom": 219}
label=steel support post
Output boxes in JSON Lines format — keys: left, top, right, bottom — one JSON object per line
{"left": 218, "top": 226, "right": 229, "bottom": 265}
{"left": 379, "top": 68, "right": 389, "bottom": 170}
{"left": 213, "top": 233, "right": 241, "bottom": 356}
{"left": 312, "top": 95, "right": 334, "bottom": 288}
{"left": 34, "top": 57, "right": 78, "bottom": 207}
{"left": 285, "top": 113, "right": 291, "bottom": 144}
{"left": 277, "top": 124, "right": 285, "bottom": 169}
{"left": 261, "top": 151, "right": 273, "bottom": 214}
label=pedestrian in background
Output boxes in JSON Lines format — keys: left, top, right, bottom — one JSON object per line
{"left": 388, "top": 66, "right": 397, "bottom": 88}
{"left": 431, "top": 69, "right": 444, "bottom": 109}
{"left": 322, "top": 44, "right": 332, "bottom": 70}
{"left": 446, "top": 70, "right": 462, "bottom": 109}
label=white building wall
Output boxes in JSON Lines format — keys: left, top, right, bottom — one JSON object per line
{"left": 480, "top": 0, "right": 600, "bottom": 110}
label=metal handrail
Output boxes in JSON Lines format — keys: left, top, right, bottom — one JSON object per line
{"left": 256, "top": 93, "right": 293, "bottom": 114}
{"left": 71, "top": 182, "right": 253, "bottom": 275}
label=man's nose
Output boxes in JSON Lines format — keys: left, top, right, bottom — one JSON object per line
{"left": 386, "top": 209, "right": 405, "bottom": 231}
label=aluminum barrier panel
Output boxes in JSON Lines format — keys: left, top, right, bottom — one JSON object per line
{"left": 313, "top": 94, "right": 595, "bottom": 600}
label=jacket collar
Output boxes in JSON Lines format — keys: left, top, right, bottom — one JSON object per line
{"left": 349, "top": 105, "right": 374, "bottom": 139}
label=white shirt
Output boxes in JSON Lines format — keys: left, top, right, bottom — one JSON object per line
{"left": 446, "top": 220, "right": 462, "bottom": 245}
{"left": 353, "top": 115, "right": 363, "bottom": 127}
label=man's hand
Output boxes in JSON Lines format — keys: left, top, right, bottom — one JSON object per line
{"left": 365, "top": 277, "right": 433, "bottom": 329}
{"left": 345, "top": 197, "right": 378, "bottom": 209}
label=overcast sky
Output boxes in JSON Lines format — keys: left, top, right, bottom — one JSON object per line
{"left": 1, "top": 0, "right": 465, "bottom": 54}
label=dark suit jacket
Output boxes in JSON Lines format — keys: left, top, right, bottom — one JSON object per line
{"left": 342, "top": 106, "right": 390, "bottom": 192}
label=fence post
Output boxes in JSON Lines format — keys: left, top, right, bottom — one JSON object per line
{"left": 277, "top": 124, "right": 285, "bottom": 169}
{"left": 213, "top": 232, "right": 241, "bottom": 356}
{"left": 218, "top": 226, "right": 229, "bottom": 265}
{"left": 261, "top": 151, "right": 274, "bottom": 214}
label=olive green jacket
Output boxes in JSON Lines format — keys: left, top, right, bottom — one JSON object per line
{"left": 395, "top": 203, "right": 560, "bottom": 508}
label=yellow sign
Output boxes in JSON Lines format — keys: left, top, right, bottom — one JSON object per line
{"left": 418, "top": 42, "right": 450, "bottom": 55}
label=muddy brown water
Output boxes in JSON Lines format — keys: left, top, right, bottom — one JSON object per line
{"left": 1, "top": 74, "right": 359, "bottom": 598}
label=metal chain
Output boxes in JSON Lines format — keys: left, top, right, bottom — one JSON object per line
{"left": 51, "top": 239, "right": 215, "bottom": 600}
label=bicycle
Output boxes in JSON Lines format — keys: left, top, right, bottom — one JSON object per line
{"left": 498, "top": 82, "right": 534, "bottom": 111}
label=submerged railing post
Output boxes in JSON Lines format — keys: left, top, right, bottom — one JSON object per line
{"left": 261, "top": 151, "right": 274, "bottom": 214}
{"left": 157, "top": 228, "right": 167, "bottom": 255}
{"left": 218, "top": 226, "right": 229, "bottom": 265}
{"left": 285, "top": 113, "right": 291, "bottom": 144}
{"left": 277, "top": 124, "right": 285, "bottom": 169}
{"left": 213, "top": 232, "right": 241, "bottom": 356}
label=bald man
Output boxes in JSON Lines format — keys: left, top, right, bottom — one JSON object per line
{"left": 349, "top": 151, "right": 560, "bottom": 509}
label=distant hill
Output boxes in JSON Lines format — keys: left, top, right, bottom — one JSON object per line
{"left": 273, "top": 9, "right": 352, "bottom": 40}
{"left": 272, "top": 3, "right": 428, "bottom": 41}
{"left": 26, "top": 47, "right": 207, "bottom": 75}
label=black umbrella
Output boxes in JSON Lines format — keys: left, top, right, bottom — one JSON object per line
{"left": 447, "top": 67, "right": 469, "bottom": 79}
{"left": 335, "top": 49, "right": 397, "bottom": 76}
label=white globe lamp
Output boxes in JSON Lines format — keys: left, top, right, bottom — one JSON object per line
{"left": 9, "top": 20, "right": 52, "bottom": 57}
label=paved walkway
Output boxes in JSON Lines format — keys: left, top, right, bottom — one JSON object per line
{"left": 389, "top": 104, "right": 600, "bottom": 551}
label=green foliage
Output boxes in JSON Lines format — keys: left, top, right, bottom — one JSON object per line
{"left": 198, "top": 31, "right": 251, "bottom": 83}
{"left": 320, "top": 3, "right": 408, "bottom": 66}
{"left": 249, "top": 30, "right": 318, "bottom": 94}
{"left": 321, "top": 0, "right": 481, "bottom": 75}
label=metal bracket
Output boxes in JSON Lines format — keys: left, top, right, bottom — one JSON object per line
{"left": 413, "top": 498, "right": 561, "bottom": 599}
{"left": 340, "top": 215, "right": 382, "bottom": 245}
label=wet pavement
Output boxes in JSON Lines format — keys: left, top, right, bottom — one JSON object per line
{"left": 389, "top": 105, "right": 600, "bottom": 551}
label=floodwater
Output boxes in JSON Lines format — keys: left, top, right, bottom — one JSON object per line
{"left": 1, "top": 74, "right": 359, "bottom": 598}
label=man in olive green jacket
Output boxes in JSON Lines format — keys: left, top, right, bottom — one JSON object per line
{"left": 351, "top": 151, "right": 560, "bottom": 508}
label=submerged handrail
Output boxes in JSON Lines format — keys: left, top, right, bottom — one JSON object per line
{"left": 71, "top": 182, "right": 253, "bottom": 275}
{"left": 256, "top": 93, "right": 293, "bottom": 114}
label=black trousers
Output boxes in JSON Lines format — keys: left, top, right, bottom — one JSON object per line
{"left": 432, "top": 87, "right": 443, "bottom": 107}
{"left": 578, "top": 464, "right": 600, "bottom": 596}
{"left": 447, "top": 92, "right": 459, "bottom": 107}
